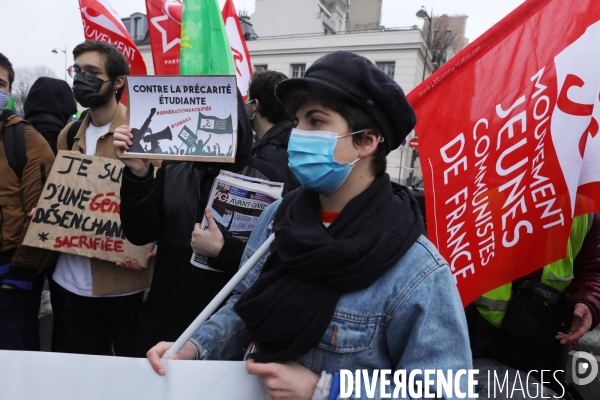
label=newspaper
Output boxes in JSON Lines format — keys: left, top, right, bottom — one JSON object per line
{"left": 190, "top": 171, "right": 284, "bottom": 271}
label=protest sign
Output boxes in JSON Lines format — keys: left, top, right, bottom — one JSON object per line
{"left": 406, "top": 0, "right": 600, "bottom": 305}
{"left": 122, "top": 75, "right": 238, "bottom": 162}
{"left": 23, "top": 151, "right": 153, "bottom": 267}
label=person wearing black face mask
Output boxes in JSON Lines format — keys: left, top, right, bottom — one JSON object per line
{"left": 72, "top": 71, "right": 114, "bottom": 109}
{"left": 52, "top": 41, "right": 156, "bottom": 358}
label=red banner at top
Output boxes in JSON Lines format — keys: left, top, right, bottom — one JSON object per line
{"left": 79, "top": 0, "right": 147, "bottom": 76}
{"left": 407, "top": 0, "right": 600, "bottom": 305}
{"left": 146, "top": 0, "right": 181, "bottom": 75}
{"left": 222, "top": 0, "right": 253, "bottom": 100}
{"left": 79, "top": 0, "right": 147, "bottom": 104}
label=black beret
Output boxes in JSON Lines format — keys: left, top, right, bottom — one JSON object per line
{"left": 275, "top": 51, "right": 416, "bottom": 154}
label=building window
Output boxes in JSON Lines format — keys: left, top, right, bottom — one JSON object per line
{"left": 133, "top": 17, "right": 140, "bottom": 40}
{"left": 291, "top": 64, "right": 306, "bottom": 78}
{"left": 254, "top": 65, "right": 268, "bottom": 72}
{"left": 376, "top": 62, "right": 395, "bottom": 79}
{"left": 445, "top": 30, "right": 452, "bottom": 39}
{"left": 433, "top": 30, "right": 439, "bottom": 40}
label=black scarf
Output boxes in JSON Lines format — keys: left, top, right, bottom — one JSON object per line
{"left": 233, "top": 174, "right": 424, "bottom": 362}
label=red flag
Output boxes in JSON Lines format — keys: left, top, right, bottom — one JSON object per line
{"left": 145, "top": 0, "right": 182, "bottom": 75}
{"left": 79, "top": 0, "right": 147, "bottom": 104}
{"left": 406, "top": 0, "right": 600, "bottom": 305}
{"left": 222, "top": 0, "right": 253, "bottom": 100}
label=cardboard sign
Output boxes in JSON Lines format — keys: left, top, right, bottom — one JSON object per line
{"left": 122, "top": 75, "right": 238, "bottom": 162}
{"left": 23, "top": 151, "right": 153, "bottom": 266}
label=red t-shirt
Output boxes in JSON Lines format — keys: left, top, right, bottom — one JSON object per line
{"left": 320, "top": 209, "right": 341, "bottom": 227}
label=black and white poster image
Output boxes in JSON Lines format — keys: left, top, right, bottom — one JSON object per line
{"left": 121, "top": 75, "right": 237, "bottom": 162}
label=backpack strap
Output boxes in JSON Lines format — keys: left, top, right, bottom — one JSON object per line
{"left": 66, "top": 109, "right": 89, "bottom": 150}
{"left": 67, "top": 120, "right": 83, "bottom": 150}
{"left": 3, "top": 121, "right": 27, "bottom": 181}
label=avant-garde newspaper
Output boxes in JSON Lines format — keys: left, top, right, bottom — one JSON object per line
{"left": 190, "top": 171, "right": 284, "bottom": 271}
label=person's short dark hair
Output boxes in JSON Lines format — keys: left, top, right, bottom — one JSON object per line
{"left": 0, "top": 52, "right": 15, "bottom": 90}
{"left": 284, "top": 86, "right": 387, "bottom": 176}
{"left": 248, "top": 71, "right": 291, "bottom": 124}
{"left": 73, "top": 40, "right": 130, "bottom": 102}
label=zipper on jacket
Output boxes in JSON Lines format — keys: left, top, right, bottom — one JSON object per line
{"left": 191, "top": 168, "right": 208, "bottom": 318}
{"left": 0, "top": 205, "right": 3, "bottom": 247}
{"left": 189, "top": 261, "right": 195, "bottom": 319}
{"left": 196, "top": 170, "right": 207, "bottom": 223}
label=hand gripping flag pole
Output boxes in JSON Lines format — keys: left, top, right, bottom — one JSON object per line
{"left": 162, "top": 233, "right": 275, "bottom": 360}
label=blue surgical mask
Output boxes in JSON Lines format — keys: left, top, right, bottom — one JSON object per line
{"left": 0, "top": 90, "right": 9, "bottom": 110}
{"left": 287, "top": 128, "right": 363, "bottom": 195}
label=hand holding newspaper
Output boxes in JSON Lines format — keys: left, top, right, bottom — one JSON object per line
{"left": 190, "top": 171, "right": 283, "bottom": 270}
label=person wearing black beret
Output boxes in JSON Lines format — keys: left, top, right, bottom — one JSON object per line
{"left": 147, "top": 51, "right": 472, "bottom": 399}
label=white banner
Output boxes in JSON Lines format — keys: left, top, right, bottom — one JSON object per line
{"left": 0, "top": 351, "right": 264, "bottom": 400}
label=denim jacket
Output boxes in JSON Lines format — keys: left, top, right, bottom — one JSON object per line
{"left": 189, "top": 200, "right": 473, "bottom": 399}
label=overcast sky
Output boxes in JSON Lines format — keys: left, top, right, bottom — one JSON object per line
{"left": 1, "top": 0, "right": 526, "bottom": 82}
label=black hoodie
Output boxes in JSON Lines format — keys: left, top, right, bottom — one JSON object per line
{"left": 24, "top": 77, "right": 77, "bottom": 154}
{"left": 251, "top": 120, "right": 300, "bottom": 191}
{"left": 119, "top": 90, "right": 286, "bottom": 355}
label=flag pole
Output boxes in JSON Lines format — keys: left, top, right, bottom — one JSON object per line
{"left": 162, "top": 233, "right": 275, "bottom": 360}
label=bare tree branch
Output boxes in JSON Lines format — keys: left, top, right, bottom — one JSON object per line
{"left": 429, "top": 19, "right": 459, "bottom": 68}
{"left": 423, "top": 15, "right": 468, "bottom": 71}
{"left": 12, "top": 66, "right": 58, "bottom": 114}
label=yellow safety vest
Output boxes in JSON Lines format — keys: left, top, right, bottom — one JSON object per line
{"left": 474, "top": 214, "right": 589, "bottom": 328}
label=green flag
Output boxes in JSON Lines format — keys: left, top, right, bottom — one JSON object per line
{"left": 180, "top": 0, "right": 236, "bottom": 75}
{"left": 2, "top": 93, "right": 18, "bottom": 114}
{"left": 196, "top": 112, "right": 233, "bottom": 134}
